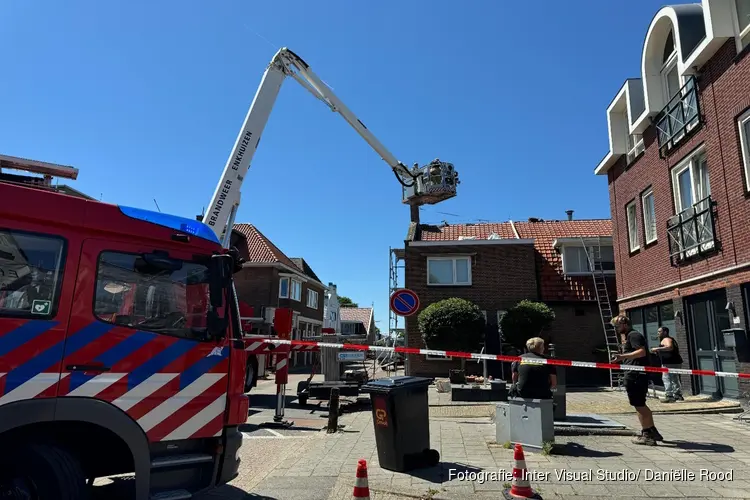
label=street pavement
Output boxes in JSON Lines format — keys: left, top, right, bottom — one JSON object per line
{"left": 203, "top": 372, "right": 750, "bottom": 499}
{"left": 94, "top": 368, "right": 750, "bottom": 499}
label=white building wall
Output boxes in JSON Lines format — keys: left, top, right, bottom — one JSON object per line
{"left": 323, "top": 282, "right": 341, "bottom": 332}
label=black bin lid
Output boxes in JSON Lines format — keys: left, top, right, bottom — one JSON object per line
{"left": 361, "top": 376, "right": 432, "bottom": 394}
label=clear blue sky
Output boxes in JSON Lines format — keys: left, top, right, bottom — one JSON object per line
{"left": 1, "top": 0, "right": 665, "bottom": 331}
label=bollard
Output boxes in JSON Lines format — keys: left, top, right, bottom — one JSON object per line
{"left": 548, "top": 343, "right": 566, "bottom": 421}
{"left": 327, "top": 387, "right": 340, "bottom": 433}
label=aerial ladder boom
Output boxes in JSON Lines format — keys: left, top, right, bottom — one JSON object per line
{"left": 205, "top": 47, "right": 459, "bottom": 246}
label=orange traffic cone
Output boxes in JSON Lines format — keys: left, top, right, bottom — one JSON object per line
{"left": 352, "top": 459, "right": 371, "bottom": 499}
{"left": 503, "top": 444, "right": 542, "bottom": 499}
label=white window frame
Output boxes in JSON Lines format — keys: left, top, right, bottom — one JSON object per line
{"left": 641, "top": 188, "right": 657, "bottom": 244}
{"left": 671, "top": 148, "right": 710, "bottom": 214}
{"left": 733, "top": 0, "right": 750, "bottom": 51}
{"left": 426, "top": 256, "right": 472, "bottom": 286}
{"left": 738, "top": 109, "right": 750, "bottom": 192}
{"left": 279, "top": 277, "right": 290, "bottom": 299}
{"left": 560, "top": 245, "right": 616, "bottom": 276}
{"left": 626, "top": 200, "right": 640, "bottom": 253}
{"left": 670, "top": 147, "right": 714, "bottom": 258}
{"left": 661, "top": 52, "right": 681, "bottom": 103}
{"left": 290, "top": 279, "right": 302, "bottom": 302}
{"left": 306, "top": 289, "right": 319, "bottom": 309}
{"left": 626, "top": 133, "right": 645, "bottom": 164}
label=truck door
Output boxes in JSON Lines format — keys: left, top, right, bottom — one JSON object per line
{"left": 60, "top": 239, "right": 231, "bottom": 442}
{"left": 0, "top": 229, "right": 74, "bottom": 408}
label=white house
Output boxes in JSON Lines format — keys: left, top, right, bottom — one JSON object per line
{"left": 323, "top": 282, "right": 341, "bottom": 333}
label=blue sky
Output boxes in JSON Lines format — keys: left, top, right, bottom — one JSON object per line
{"left": 1, "top": 0, "right": 666, "bottom": 331}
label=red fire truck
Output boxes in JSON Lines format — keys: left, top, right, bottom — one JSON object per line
{"left": 0, "top": 154, "right": 249, "bottom": 500}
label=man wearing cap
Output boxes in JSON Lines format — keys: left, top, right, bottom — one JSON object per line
{"left": 611, "top": 314, "right": 663, "bottom": 446}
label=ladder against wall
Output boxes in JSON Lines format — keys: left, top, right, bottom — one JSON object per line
{"left": 581, "top": 237, "right": 622, "bottom": 389}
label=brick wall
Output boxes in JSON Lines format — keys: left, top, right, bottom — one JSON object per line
{"left": 545, "top": 302, "right": 611, "bottom": 386}
{"left": 403, "top": 243, "right": 538, "bottom": 377}
{"left": 610, "top": 40, "right": 750, "bottom": 303}
{"left": 234, "top": 267, "right": 278, "bottom": 314}
{"left": 234, "top": 266, "right": 325, "bottom": 323}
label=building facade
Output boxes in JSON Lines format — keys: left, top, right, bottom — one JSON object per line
{"left": 340, "top": 307, "right": 376, "bottom": 343}
{"left": 230, "top": 224, "right": 325, "bottom": 366}
{"left": 402, "top": 218, "right": 615, "bottom": 385}
{"left": 594, "top": 0, "right": 750, "bottom": 399}
{"left": 323, "top": 282, "right": 342, "bottom": 332}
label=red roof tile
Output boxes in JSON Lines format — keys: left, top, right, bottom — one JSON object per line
{"left": 232, "top": 223, "right": 299, "bottom": 270}
{"left": 414, "top": 219, "right": 614, "bottom": 302}
{"left": 418, "top": 222, "right": 516, "bottom": 240}
{"left": 340, "top": 307, "right": 374, "bottom": 334}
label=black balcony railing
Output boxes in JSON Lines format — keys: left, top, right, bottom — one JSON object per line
{"left": 667, "top": 195, "right": 716, "bottom": 265}
{"left": 655, "top": 76, "right": 701, "bottom": 157}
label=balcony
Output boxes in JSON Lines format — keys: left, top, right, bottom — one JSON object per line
{"left": 667, "top": 195, "right": 716, "bottom": 265}
{"left": 655, "top": 76, "right": 701, "bottom": 157}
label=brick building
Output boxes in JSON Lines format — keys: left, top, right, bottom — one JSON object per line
{"left": 402, "top": 217, "right": 615, "bottom": 385}
{"left": 594, "top": 0, "right": 750, "bottom": 399}
{"left": 230, "top": 224, "right": 325, "bottom": 366}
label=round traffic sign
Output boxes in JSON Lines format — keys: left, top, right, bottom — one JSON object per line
{"left": 390, "top": 288, "right": 420, "bottom": 317}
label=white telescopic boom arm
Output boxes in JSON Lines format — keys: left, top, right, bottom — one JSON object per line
{"left": 205, "top": 48, "right": 414, "bottom": 245}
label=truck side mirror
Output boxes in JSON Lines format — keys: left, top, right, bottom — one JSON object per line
{"left": 209, "top": 254, "right": 232, "bottom": 308}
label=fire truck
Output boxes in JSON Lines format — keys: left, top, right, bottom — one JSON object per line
{"left": 0, "top": 154, "right": 249, "bottom": 499}
{"left": 201, "top": 48, "right": 460, "bottom": 391}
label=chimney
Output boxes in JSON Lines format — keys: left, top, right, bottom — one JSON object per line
{"left": 566, "top": 210, "right": 574, "bottom": 221}
{"left": 410, "top": 205, "right": 420, "bottom": 224}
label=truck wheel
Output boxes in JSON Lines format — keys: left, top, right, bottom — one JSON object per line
{"left": 245, "top": 356, "right": 258, "bottom": 393}
{"left": 0, "top": 444, "right": 88, "bottom": 500}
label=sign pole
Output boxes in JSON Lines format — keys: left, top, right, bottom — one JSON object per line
{"left": 389, "top": 289, "right": 420, "bottom": 377}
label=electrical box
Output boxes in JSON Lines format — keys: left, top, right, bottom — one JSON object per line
{"left": 722, "top": 328, "right": 750, "bottom": 363}
{"left": 496, "top": 399, "right": 554, "bottom": 451}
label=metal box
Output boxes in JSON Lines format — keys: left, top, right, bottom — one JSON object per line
{"left": 496, "top": 398, "right": 554, "bottom": 451}
{"left": 495, "top": 402, "right": 511, "bottom": 445}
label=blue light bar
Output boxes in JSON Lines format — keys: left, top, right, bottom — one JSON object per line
{"left": 118, "top": 205, "right": 220, "bottom": 244}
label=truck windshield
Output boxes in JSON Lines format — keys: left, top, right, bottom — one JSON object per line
{"left": 94, "top": 251, "right": 220, "bottom": 341}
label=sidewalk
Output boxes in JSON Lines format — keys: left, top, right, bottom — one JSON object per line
{"left": 238, "top": 411, "right": 750, "bottom": 499}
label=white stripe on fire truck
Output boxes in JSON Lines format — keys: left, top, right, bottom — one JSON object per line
{"left": 137, "top": 373, "right": 226, "bottom": 432}
{"left": 111, "top": 373, "right": 178, "bottom": 412}
{"left": 162, "top": 393, "right": 227, "bottom": 441}
{"left": 245, "top": 341, "right": 263, "bottom": 352}
{"left": 0, "top": 372, "right": 68, "bottom": 407}
{"left": 66, "top": 373, "right": 128, "bottom": 398}
{"left": 276, "top": 357, "right": 287, "bottom": 370}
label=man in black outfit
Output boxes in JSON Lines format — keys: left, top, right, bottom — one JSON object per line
{"left": 511, "top": 337, "right": 557, "bottom": 399}
{"left": 611, "top": 314, "right": 663, "bottom": 446}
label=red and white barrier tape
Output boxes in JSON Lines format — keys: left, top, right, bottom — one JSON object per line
{"left": 250, "top": 338, "right": 750, "bottom": 380}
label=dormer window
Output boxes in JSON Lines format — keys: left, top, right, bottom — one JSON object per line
{"left": 662, "top": 30, "right": 675, "bottom": 64}
{"left": 661, "top": 30, "right": 680, "bottom": 103}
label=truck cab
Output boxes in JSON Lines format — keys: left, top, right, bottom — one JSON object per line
{"left": 0, "top": 174, "right": 248, "bottom": 499}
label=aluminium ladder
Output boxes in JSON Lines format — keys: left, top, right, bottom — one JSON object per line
{"left": 581, "top": 238, "right": 623, "bottom": 389}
